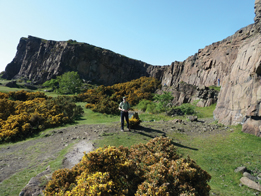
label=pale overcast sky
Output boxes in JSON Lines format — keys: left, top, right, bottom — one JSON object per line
{"left": 0, "top": 0, "right": 255, "bottom": 72}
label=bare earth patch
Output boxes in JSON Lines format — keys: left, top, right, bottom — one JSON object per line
{"left": 62, "top": 140, "right": 94, "bottom": 169}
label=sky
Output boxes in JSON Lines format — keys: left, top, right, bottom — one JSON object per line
{"left": 0, "top": 0, "right": 255, "bottom": 72}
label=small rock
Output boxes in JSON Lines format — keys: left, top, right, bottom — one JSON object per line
{"left": 177, "top": 128, "right": 184, "bottom": 132}
{"left": 172, "top": 119, "right": 183, "bottom": 123}
{"left": 234, "top": 166, "right": 246, "bottom": 173}
{"left": 187, "top": 116, "right": 198, "bottom": 122}
{"left": 243, "top": 172, "right": 258, "bottom": 182}
{"left": 240, "top": 177, "right": 261, "bottom": 191}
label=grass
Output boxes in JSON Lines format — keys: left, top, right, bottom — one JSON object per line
{"left": 195, "top": 103, "right": 217, "bottom": 118}
{"left": 174, "top": 126, "right": 261, "bottom": 196}
{"left": 209, "top": 85, "right": 221, "bottom": 92}
{"left": 138, "top": 111, "right": 178, "bottom": 122}
{"left": 94, "top": 106, "right": 261, "bottom": 196}
{"left": 75, "top": 102, "right": 120, "bottom": 125}
{"left": 0, "top": 142, "right": 75, "bottom": 196}
{"left": 136, "top": 102, "right": 217, "bottom": 120}
{"left": 96, "top": 131, "right": 150, "bottom": 148}
{"left": 0, "top": 85, "right": 33, "bottom": 93}
{"left": 0, "top": 84, "right": 260, "bottom": 195}
{"left": 95, "top": 122, "right": 261, "bottom": 196}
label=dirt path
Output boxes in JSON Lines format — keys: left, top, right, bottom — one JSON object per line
{"left": 0, "top": 123, "right": 120, "bottom": 182}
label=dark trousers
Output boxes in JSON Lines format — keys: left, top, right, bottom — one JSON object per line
{"left": 121, "top": 111, "right": 129, "bottom": 130}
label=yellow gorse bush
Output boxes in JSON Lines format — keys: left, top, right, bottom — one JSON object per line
{"left": 44, "top": 137, "right": 211, "bottom": 196}
{"left": 129, "top": 113, "right": 141, "bottom": 128}
{"left": 77, "top": 77, "right": 161, "bottom": 114}
{"left": 0, "top": 91, "right": 83, "bottom": 142}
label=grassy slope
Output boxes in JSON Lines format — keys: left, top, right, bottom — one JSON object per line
{"left": 95, "top": 125, "right": 261, "bottom": 196}
{"left": 173, "top": 127, "right": 261, "bottom": 196}
{"left": 0, "top": 86, "right": 260, "bottom": 195}
{"left": 95, "top": 105, "right": 261, "bottom": 196}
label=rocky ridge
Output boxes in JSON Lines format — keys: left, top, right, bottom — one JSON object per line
{"left": 3, "top": 37, "right": 151, "bottom": 85}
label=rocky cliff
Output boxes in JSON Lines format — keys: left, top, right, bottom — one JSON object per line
{"left": 148, "top": 1, "right": 261, "bottom": 137}
{"left": 3, "top": 1, "right": 261, "bottom": 137}
{"left": 3, "top": 37, "right": 151, "bottom": 85}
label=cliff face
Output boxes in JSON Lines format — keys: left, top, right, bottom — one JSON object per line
{"left": 147, "top": 1, "right": 261, "bottom": 137}
{"left": 4, "top": 2, "right": 261, "bottom": 137}
{"left": 3, "top": 37, "right": 151, "bottom": 85}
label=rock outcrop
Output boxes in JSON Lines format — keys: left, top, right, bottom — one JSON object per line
{"left": 3, "top": 37, "right": 151, "bottom": 85}
{"left": 255, "top": 0, "right": 261, "bottom": 32}
{"left": 156, "top": 82, "right": 219, "bottom": 107}
{"left": 3, "top": 1, "right": 261, "bottom": 136}
{"left": 149, "top": 1, "right": 261, "bottom": 137}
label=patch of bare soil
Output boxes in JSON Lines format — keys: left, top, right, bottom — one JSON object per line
{"left": 0, "top": 117, "right": 233, "bottom": 195}
{"left": 0, "top": 123, "right": 120, "bottom": 182}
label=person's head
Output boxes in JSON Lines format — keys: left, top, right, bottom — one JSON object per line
{"left": 123, "top": 96, "right": 126, "bottom": 102}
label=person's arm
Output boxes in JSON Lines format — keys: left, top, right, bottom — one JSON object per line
{"left": 119, "top": 102, "right": 123, "bottom": 111}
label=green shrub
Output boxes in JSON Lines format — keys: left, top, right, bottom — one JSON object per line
{"left": 146, "top": 102, "right": 160, "bottom": 114}
{"left": 153, "top": 91, "right": 174, "bottom": 113}
{"left": 57, "top": 71, "right": 82, "bottom": 94}
{"left": 208, "top": 85, "right": 221, "bottom": 92}
{"left": 136, "top": 99, "right": 152, "bottom": 112}
{"left": 176, "top": 103, "right": 196, "bottom": 115}
{"left": 8, "top": 90, "right": 47, "bottom": 101}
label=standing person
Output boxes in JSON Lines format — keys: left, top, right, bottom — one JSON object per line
{"left": 119, "top": 97, "right": 130, "bottom": 132}
{"left": 218, "top": 78, "right": 220, "bottom": 86}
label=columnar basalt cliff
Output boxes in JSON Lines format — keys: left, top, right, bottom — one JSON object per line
{"left": 3, "top": 37, "right": 151, "bottom": 85}
{"left": 3, "top": 1, "right": 261, "bottom": 136}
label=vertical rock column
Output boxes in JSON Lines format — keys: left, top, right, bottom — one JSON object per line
{"left": 255, "top": 0, "right": 261, "bottom": 32}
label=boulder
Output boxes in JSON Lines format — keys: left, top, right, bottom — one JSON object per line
{"left": 240, "top": 177, "right": 261, "bottom": 191}
{"left": 23, "top": 83, "right": 38, "bottom": 90}
{"left": 19, "top": 166, "right": 52, "bottom": 196}
{"left": 5, "top": 80, "right": 18, "bottom": 88}
{"left": 234, "top": 166, "right": 246, "bottom": 173}
{"left": 243, "top": 172, "right": 258, "bottom": 182}
{"left": 242, "top": 118, "right": 261, "bottom": 137}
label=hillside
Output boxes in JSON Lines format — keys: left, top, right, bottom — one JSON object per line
{"left": 3, "top": 1, "right": 261, "bottom": 137}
